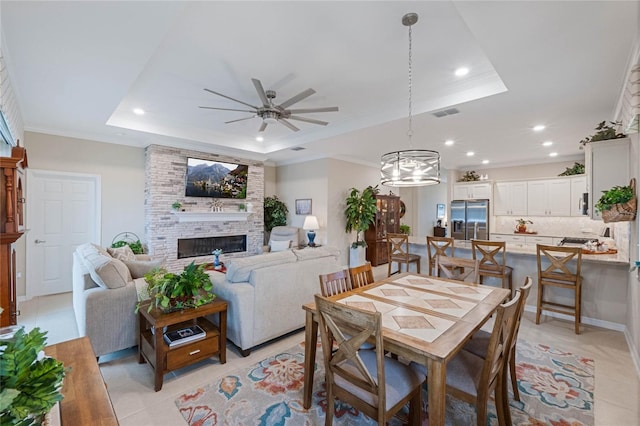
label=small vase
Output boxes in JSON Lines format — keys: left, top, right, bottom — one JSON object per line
{"left": 517, "top": 225, "right": 527, "bottom": 233}
{"left": 214, "top": 255, "right": 220, "bottom": 267}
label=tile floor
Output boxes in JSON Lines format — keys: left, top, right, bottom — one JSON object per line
{"left": 16, "top": 269, "right": 640, "bottom": 426}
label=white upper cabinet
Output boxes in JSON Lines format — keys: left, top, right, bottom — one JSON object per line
{"left": 584, "top": 138, "right": 630, "bottom": 220}
{"left": 453, "top": 182, "right": 492, "bottom": 200}
{"left": 527, "top": 178, "right": 571, "bottom": 216}
{"left": 493, "top": 181, "right": 527, "bottom": 215}
{"left": 570, "top": 175, "right": 587, "bottom": 217}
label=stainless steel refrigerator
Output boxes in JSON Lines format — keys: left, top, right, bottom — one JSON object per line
{"left": 450, "top": 200, "right": 489, "bottom": 240}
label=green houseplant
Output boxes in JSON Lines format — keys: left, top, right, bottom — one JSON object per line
{"left": 138, "top": 262, "right": 215, "bottom": 313}
{"left": 345, "top": 185, "right": 378, "bottom": 267}
{"left": 579, "top": 121, "right": 626, "bottom": 147}
{"left": 0, "top": 327, "right": 66, "bottom": 426}
{"left": 399, "top": 224, "right": 411, "bottom": 235}
{"left": 558, "top": 162, "right": 585, "bottom": 176}
{"left": 594, "top": 179, "right": 636, "bottom": 223}
{"left": 515, "top": 218, "right": 533, "bottom": 233}
{"left": 457, "top": 170, "right": 481, "bottom": 182}
{"left": 264, "top": 196, "right": 288, "bottom": 232}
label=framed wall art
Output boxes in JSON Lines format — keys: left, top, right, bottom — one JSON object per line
{"left": 295, "top": 199, "right": 312, "bottom": 215}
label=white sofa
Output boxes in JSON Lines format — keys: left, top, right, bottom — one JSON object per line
{"left": 207, "top": 246, "right": 341, "bottom": 356}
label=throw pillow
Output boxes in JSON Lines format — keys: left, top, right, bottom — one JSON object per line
{"left": 123, "top": 258, "right": 164, "bottom": 279}
{"left": 107, "top": 245, "right": 136, "bottom": 261}
{"left": 269, "top": 239, "right": 291, "bottom": 252}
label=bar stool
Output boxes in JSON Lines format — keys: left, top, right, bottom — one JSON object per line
{"left": 386, "top": 233, "right": 421, "bottom": 277}
{"left": 535, "top": 244, "right": 583, "bottom": 334}
{"left": 426, "top": 236, "right": 456, "bottom": 276}
{"left": 471, "top": 240, "right": 513, "bottom": 294}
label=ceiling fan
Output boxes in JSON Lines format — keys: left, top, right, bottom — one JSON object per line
{"left": 199, "top": 78, "right": 339, "bottom": 133}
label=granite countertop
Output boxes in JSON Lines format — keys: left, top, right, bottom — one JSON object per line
{"left": 408, "top": 236, "right": 628, "bottom": 265}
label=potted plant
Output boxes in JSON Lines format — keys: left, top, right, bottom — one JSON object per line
{"left": 0, "top": 327, "right": 66, "bottom": 425}
{"left": 558, "top": 162, "right": 585, "bottom": 176}
{"left": 457, "top": 170, "right": 481, "bottom": 182}
{"left": 515, "top": 218, "right": 533, "bottom": 233}
{"left": 238, "top": 203, "right": 246, "bottom": 212}
{"left": 264, "top": 195, "right": 288, "bottom": 244}
{"left": 345, "top": 185, "right": 378, "bottom": 267}
{"left": 172, "top": 200, "right": 182, "bottom": 211}
{"left": 399, "top": 224, "right": 411, "bottom": 235}
{"left": 594, "top": 179, "right": 637, "bottom": 223}
{"left": 138, "top": 262, "right": 215, "bottom": 313}
{"left": 579, "top": 121, "right": 626, "bottom": 147}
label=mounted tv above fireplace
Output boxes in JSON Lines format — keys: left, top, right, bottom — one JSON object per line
{"left": 185, "top": 158, "right": 248, "bottom": 199}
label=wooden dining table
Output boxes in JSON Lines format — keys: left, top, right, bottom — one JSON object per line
{"left": 302, "top": 271, "right": 510, "bottom": 426}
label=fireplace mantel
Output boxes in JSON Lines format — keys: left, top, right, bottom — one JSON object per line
{"left": 171, "top": 211, "right": 251, "bottom": 223}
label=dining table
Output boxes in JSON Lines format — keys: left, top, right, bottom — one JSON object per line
{"left": 302, "top": 271, "right": 511, "bottom": 426}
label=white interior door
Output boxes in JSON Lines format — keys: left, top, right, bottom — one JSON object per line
{"left": 26, "top": 170, "right": 101, "bottom": 297}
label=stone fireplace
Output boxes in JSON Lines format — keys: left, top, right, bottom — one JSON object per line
{"left": 144, "top": 145, "right": 264, "bottom": 272}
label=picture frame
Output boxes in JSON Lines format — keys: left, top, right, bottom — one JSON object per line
{"left": 436, "top": 203, "right": 446, "bottom": 219}
{"left": 295, "top": 199, "right": 312, "bottom": 215}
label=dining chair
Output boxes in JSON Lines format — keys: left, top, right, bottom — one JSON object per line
{"left": 471, "top": 240, "right": 514, "bottom": 295}
{"left": 386, "top": 233, "right": 421, "bottom": 277}
{"left": 463, "top": 277, "right": 533, "bottom": 406}
{"left": 435, "top": 255, "right": 480, "bottom": 284}
{"left": 426, "top": 236, "right": 456, "bottom": 275}
{"left": 411, "top": 291, "right": 521, "bottom": 426}
{"left": 319, "top": 269, "right": 353, "bottom": 297}
{"left": 348, "top": 262, "right": 375, "bottom": 289}
{"left": 314, "top": 294, "right": 423, "bottom": 425}
{"left": 535, "top": 244, "right": 583, "bottom": 334}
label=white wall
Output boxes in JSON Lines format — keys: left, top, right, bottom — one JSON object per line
{"left": 415, "top": 183, "right": 449, "bottom": 238}
{"left": 264, "top": 165, "right": 277, "bottom": 196}
{"left": 626, "top": 131, "right": 639, "bottom": 374}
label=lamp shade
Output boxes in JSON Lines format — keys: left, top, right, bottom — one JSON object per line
{"left": 380, "top": 149, "right": 440, "bottom": 187}
{"left": 303, "top": 215, "right": 319, "bottom": 230}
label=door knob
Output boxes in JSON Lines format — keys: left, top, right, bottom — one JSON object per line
{"left": 34, "top": 239, "right": 47, "bottom": 244}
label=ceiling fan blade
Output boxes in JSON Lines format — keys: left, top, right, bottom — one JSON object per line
{"left": 278, "top": 88, "right": 316, "bottom": 109}
{"left": 258, "top": 121, "right": 268, "bottom": 132}
{"left": 203, "top": 88, "right": 259, "bottom": 109}
{"left": 278, "top": 118, "right": 300, "bottom": 132}
{"left": 225, "top": 116, "right": 256, "bottom": 124}
{"left": 199, "top": 106, "right": 256, "bottom": 113}
{"left": 252, "top": 78, "right": 270, "bottom": 107}
{"left": 287, "top": 115, "right": 329, "bottom": 126}
{"left": 286, "top": 107, "right": 339, "bottom": 114}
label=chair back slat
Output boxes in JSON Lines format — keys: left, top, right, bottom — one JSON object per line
{"left": 319, "top": 270, "right": 353, "bottom": 297}
{"left": 427, "top": 236, "right": 455, "bottom": 274}
{"left": 511, "top": 277, "right": 533, "bottom": 352}
{"left": 536, "top": 245, "right": 582, "bottom": 284}
{"left": 349, "top": 262, "right": 375, "bottom": 289}
{"left": 435, "top": 255, "right": 479, "bottom": 283}
{"left": 387, "top": 233, "right": 410, "bottom": 260}
{"left": 471, "top": 240, "right": 507, "bottom": 274}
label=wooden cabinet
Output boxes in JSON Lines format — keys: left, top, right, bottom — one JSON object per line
{"left": 570, "top": 175, "right": 587, "bottom": 216}
{"left": 365, "top": 194, "right": 400, "bottom": 266}
{"left": 493, "top": 181, "right": 527, "bottom": 215}
{"left": 585, "top": 138, "right": 630, "bottom": 220}
{"left": 527, "top": 178, "right": 571, "bottom": 216}
{"left": 453, "top": 182, "right": 491, "bottom": 200}
{"left": 1, "top": 146, "right": 27, "bottom": 326}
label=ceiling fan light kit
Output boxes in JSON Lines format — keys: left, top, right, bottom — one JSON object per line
{"left": 200, "top": 78, "right": 338, "bottom": 133}
{"left": 381, "top": 12, "right": 441, "bottom": 187}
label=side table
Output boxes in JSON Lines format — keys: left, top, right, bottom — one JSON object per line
{"left": 138, "top": 298, "right": 227, "bottom": 391}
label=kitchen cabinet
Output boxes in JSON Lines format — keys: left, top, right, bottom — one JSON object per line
{"left": 570, "top": 175, "right": 587, "bottom": 217}
{"left": 493, "top": 181, "right": 527, "bottom": 215}
{"left": 453, "top": 182, "right": 491, "bottom": 200}
{"left": 525, "top": 236, "right": 554, "bottom": 245}
{"left": 490, "top": 234, "right": 525, "bottom": 244}
{"left": 364, "top": 194, "right": 400, "bottom": 266}
{"left": 527, "top": 178, "right": 571, "bottom": 216}
{"left": 585, "top": 138, "right": 630, "bottom": 220}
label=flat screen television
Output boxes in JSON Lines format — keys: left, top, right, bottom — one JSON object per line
{"left": 185, "top": 158, "right": 248, "bottom": 199}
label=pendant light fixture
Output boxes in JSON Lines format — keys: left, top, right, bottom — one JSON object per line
{"left": 380, "top": 13, "right": 440, "bottom": 187}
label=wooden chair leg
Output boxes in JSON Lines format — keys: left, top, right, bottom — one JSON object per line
{"left": 575, "top": 283, "right": 581, "bottom": 335}
{"left": 409, "top": 390, "right": 421, "bottom": 425}
{"left": 499, "top": 369, "right": 512, "bottom": 426}
{"left": 535, "top": 283, "right": 543, "bottom": 324}
{"left": 325, "top": 387, "right": 334, "bottom": 426}
{"left": 387, "top": 260, "right": 392, "bottom": 277}
{"left": 477, "top": 395, "right": 488, "bottom": 426}
{"left": 416, "top": 260, "right": 420, "bottom": 274}
{"left": 510, "top": 346, "right": 520, "bottom": 402}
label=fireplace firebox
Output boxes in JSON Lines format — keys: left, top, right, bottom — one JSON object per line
{"left": 177, "top": 235, "right": 247, "bottom": 259}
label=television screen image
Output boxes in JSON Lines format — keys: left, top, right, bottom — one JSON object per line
{"left": 185, "top": 158, "right": 248, "bottom": 199}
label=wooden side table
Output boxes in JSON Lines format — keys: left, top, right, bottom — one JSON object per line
{"left": 138, "top": 298, "right": 227, "bottom": 391}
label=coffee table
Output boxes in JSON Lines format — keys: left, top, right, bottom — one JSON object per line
{"left": 138, "top": 299, "right": 227, "bottom": 391}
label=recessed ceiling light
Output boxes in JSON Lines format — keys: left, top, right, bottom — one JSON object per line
{"left": 549, "top": 152, "right": 558, "bottom": 157}
{"left": 454, "top": 67, "right": 469, "bottom": 77}
{"left": 542, "top": 141, "right": 553, "bottom": 147}
{"left": 482, "top": 159, "right": 489, "bottom": 164}
{"left": 133, "top": 108, "right": 145, "bottom": 115}
{"left": 445, "top": 139, "right": 455, "bottom": 146}
{"left": 256, "top": 135, "right": 264, "bottom": 142}
{"left": 466, "top": 151, "right": 475, "bottom": 157}
{"left": 533, "top": 124, "right": 545, "bottom": 132}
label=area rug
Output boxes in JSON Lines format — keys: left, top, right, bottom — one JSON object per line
{"left": 175, "top": 340, "right": 594, "bottom": 425}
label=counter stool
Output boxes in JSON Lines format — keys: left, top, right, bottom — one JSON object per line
{"left": 386, "top": 233, "right": 421, "bottom": 277}
{"left": 426, "top": 236, "right": 456, "bottom": 276}
{"left": 471, "top": 240, "right": 513, "bottom": 295}
{"left": 535, "top": 244, "right": 583, "bottom": 334}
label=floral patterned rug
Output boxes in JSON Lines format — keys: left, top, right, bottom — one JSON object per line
{"left": 175, "top": 339, "right": 594, "bottom": 425}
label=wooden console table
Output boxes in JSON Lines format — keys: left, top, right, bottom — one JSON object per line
{"left": 138, "top": 299, "right": 227, "bottom": 391}
{"left": 44, "top": 336, "right": 118, "bottom": 425}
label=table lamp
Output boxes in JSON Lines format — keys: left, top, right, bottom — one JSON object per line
{"left": 303, "top": 215, "right": 320, "bottom": 247}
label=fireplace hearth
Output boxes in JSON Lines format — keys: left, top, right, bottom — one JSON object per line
{"left": 178, "top": 235, "right": 247, "bottom": 259}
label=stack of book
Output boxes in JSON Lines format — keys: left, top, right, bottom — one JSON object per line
{"left": 163, "top": 325, "right": 206, "bottom": 347}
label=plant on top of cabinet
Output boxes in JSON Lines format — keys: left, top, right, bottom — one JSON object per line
{"left": 457, "top": 170, "right": 481, "bottom": 182}
{"left": 558, "top": 162, "right": 585, "bottom": 176}
{"left": 579, "top": 121, "right": 626, "bottom": 147}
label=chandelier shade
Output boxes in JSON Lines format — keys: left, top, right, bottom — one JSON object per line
{"left": 381, "top": 12, "right": 441, "bottom": 187}
{"left": 380, "top": 149, "right": 440, "bottom": 187}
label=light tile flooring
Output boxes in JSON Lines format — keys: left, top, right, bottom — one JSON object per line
{"left": 17, "top": 269, "right": 640, "bottom": 426}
